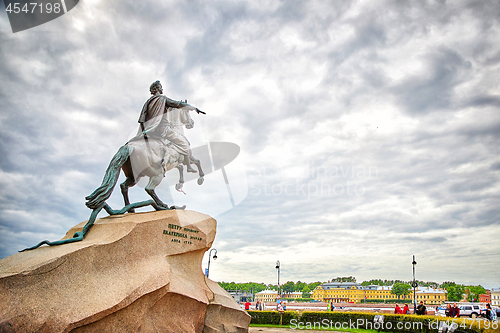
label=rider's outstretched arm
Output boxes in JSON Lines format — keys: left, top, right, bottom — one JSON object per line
{"left": 164, "top": 96, "right": 205, "bottom": 114}
{"left": 164, "top": 96, "right": 189, "bottom": 109}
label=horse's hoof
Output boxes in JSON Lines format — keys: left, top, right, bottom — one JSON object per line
{"left": 153, "top": 204, "right": 168, "bottom": 211}
{"left": 175, "top": 183, "right": 183, "bottom": 191}
{"left": 197, "top": 177, "right": 204, "bottom": 185}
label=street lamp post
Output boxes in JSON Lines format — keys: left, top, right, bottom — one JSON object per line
{"left": 206, "top": 248, "right": 217, "bottom": 278}
{"left": 275, "top": 260, "right": 280, "bottom": 299}
{"left": 412, "top": 255, "right": 417, "bottom": 314}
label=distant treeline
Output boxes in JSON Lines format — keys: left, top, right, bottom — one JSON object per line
{"left": 218, "top": 277, "right": 486, "bottom": 302}
{"left": 360, "top": 279, "right": 439, "bottom": 288}
{"left": 218, "top": 281, "right": 321, "bottom": 296}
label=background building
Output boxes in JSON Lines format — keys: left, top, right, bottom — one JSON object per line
{"left": 255, "top": 290, "right": 278, "bottom": 302}
{"left": 491, "top": 288, "right": 500, "bottom": 306}
{"left": 312, "top": 282, "right": 446, "bottom": 304}
{"left": 227, "top": 290, "right": 254, "bottom": 302}
{"left": 415, "top": 287, "right": 447, "bottom": 305}
{"left": 479, "top": 290, "right": 491, "bottom": 303}
{"left": 362, "top": 285, "right": 412, "bottom": 302}
{"left": 283, "top": 292, "right": 302, "bottom": 300}
{"left": 312, "top": 282, "right": 382, "bottom": 303}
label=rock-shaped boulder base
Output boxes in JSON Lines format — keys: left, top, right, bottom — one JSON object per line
{"left": 0, "top": 210, "right": 250, "bottom": 332}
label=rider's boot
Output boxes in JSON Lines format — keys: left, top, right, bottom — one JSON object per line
{"left": 185, "top": 155, "right": 197, "bottom": 173}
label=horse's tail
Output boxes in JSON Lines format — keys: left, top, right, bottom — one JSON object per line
{"left": 85, "top": 145, "right": 133, "bottom": 209}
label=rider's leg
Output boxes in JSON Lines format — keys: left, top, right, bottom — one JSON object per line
{"left": 165, "top": 129, "right": 196, "bottom": 173}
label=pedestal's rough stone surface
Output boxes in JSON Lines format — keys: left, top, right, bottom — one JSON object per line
{"left": 203, "top": 279, "right": 251, "bottom": 333}
{"left": 0, "top": 210, "right": 250, "bottom": 333}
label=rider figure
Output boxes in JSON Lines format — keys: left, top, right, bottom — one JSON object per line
{"left": 137, "top": 80, "right": 202, "bottom": 173}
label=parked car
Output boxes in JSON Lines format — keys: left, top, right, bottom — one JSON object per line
{"left": 436, "top": 307, "right": 447, "bottom": 317}
{"left": 459, "top": 304, "right": 481, "bottom": 318}
{"left": 479, "top": 307, "right": 500, "bottom": 319}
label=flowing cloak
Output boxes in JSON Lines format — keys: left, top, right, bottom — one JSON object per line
{"left": 129, "top": 94, "right": 191, "bottom": 155}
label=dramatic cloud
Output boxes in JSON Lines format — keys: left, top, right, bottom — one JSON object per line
{"left": 0, "top": 0, "right": 499, "bottom": 288}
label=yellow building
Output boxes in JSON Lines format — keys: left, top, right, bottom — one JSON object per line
{"left": 255, "top": 290, "right": 303, "bottom": 302}
{"left": 492, "top": 288, "right": 500, "bottom": 307}
{"left": 363, "top": 285, "right": 412, "bottom": 302}
{"left": 283, "top": 292, "right": 302, "bottom": 299}
{"left": 415, "top": 287, "right": 447, "bottom": 305}
{"left": 312, "top": 283, "right": 445, "bottom": 304}
{"left": 312, "top": 282, "right": 371, "bottom": 303}
{"left": 255, "top": 290, "right": 278, "bottom": 302}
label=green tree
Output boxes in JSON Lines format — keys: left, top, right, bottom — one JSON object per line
{"left": 268, "top": 284, "right": 278, "bottom": 291}
{"left": 465, "top": 285, "right": 486, "bottom": 302}
{"left": 331, "top": 276, "right": 356, "bottom": 283}
{"left": 308, "top": 282, "right": 323, "bottom": 291}
{"left": 440, "top": 282, "right": 465, "bottom": 302}
{"left": 418, "top": 281, "right": 439, "bottom": 289}
{"left": 220, "top": 282, "right": 237, "bottom": 290}
{"left": 391, "top": 283, "right": 411, "bottom": 299}
{"left": 361, "top": 279, "right": 439, "bottom": 288}
{"left": 245, "top": 282, "right": 267, "bottom": 293}
{"left": 362, "top": 279, "right": 393, "bottom": 286}
{"left": 282, "top": 281, "right": 295, "bottom": 293}
{"left": 302, "top": 285, "right": 311, "bottom": 298}
{"left": 218, "top": 282, "right": 268, "bottom": 293}
{"left": 295, "top": 281, "right": 307, "bottom": 292}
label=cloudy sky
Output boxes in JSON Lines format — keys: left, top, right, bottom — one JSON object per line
{"left": 0, "top": 0, "right": 499, "bottom": 289}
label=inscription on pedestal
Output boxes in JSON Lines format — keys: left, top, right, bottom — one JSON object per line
{"left": 164, "top": 223, "right": 202, "bottom": 244}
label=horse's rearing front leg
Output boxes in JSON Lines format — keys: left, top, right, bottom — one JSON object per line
{"left": 191, "top": 156, "right": 205, "bottom": 185}
{"left": 175, "top": 165, "right": 185, "bottom": 193}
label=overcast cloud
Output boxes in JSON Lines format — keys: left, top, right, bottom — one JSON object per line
{"left": 0, "top": 0, "right": 499, "bottom": 288}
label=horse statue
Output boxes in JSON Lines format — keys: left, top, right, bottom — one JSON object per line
{"left": 21, "top": 108, "right": 205, "bottom": 251}
{"left": 86, "top": 107, "right": 204, "bottom": 211}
